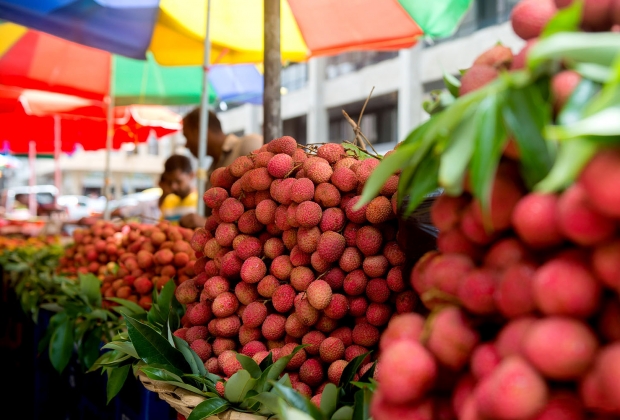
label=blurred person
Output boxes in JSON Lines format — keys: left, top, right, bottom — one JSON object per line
{"left": 160, "top": 154, "right": 198, "bottom": 224}
{"left": 179, "top": 108, "right": 263, "bottom": 228}
{"left": 111, "top": 174, "right": 171, "bottom": 223}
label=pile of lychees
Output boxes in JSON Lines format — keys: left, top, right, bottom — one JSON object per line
{"left": 173, "top": 136, "right": 413, "bottom": 404}
{"left": 371, "top": 0, "right": 620, "bottom": 418}
{"left": 59, "top": 220, "right": 196, "bottom": 310}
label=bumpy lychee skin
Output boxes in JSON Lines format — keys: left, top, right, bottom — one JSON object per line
{"left": 319, "top": 337, "right": 345, "bottom": 363}
{"left": 580, "top": 148, "right": 620, "bottom": 218}
{"left": 202, "top": 276, "right": 230, "bottom": 300}
{"left": 187, "top": 301, "right": 213, "bottom": 326}
{"left": 366, "top": 196, "right": 393, "bottom": 224}
{"left": 363, "top": 256, "right": 389, "bottom": 278}
{"left": 327, "top": 360, "right": 348, "bottom": 384}
{"left": 346, "top": 196, "right": 368, "bottom": 224}
{"left": 378, "top": 340, "right": 437, "bottom": 405}
{"left": 262, "top": 314, "right": 287, "bottom": 340}
{"left": 212, "top": 292, "right": 239, "bottom": 318}
{"left": 365, "top": 278, "right": 391, "bottom": 303}
{"left": 317, "top": 231, "right": 346, "bottom": 263}
{"left": 255, "top": 199, "right": 278, "bottom": 225}
{"left": 352, "top": 323, "right": 379, "bottom": 347}
{"left": 272, "top": 284, "right": 296, "bottom": 313}
{"left": 271, "top": 255, "right": 293, "bottom": 280}
{"left": 339, "top": 247, "right": 363, "bottom": 272}
{"left": 308, "top": 161, "right": 334, "bottom": 184}
{"left": 229, "top": 155, "right": 254, "bottom": 177}
{"left": 296, "top": 201, "right": 323, "bottom": 228}
{"left": 267, "top": 135, "right": 297, "bottom": 156}
{"left": 241, "top": 341, "right": 268, "bottom": 358}
{"left": 240, "top": 256, "right": 267, "bottom": 284}
{"left": 185, "top": 326, "right": 209, "bottom": 345}
{"left": 302, "top": 331, "right": 326, "bottom": 355}
{"left": 175, "top": 279, "right": 199, "bottom": 304}
{"left": 356, "top": 158, "right": 380, "bottom": 184}
{"left": 331, "top": 167, "right": 358, "bottom": 192}
{"left": 557, "top": 183, "right": 615, "bottom": 246}
{"left": 219, "top": 198, "right": 245, "bottom": 223}
{"left": 257, "top": 275, "right": 280, "bottom": 298}
{"left": 317, "top": 143, "right": 345, "bottom": 164}
{"left": 296, "top": 298, "right": 320, "bottom": 326}
{"left": 241, "top": 302, "right": 268, "bottom": 328}
{"left": 344, "top": 270, "right": 369, "bottom": 296}
{"left": 290, "top": 266, "right": 315, "bottom": 292}
{"left": 215, "top": 223, "right": 238, "bottom": 247}
{"left": 512, "top": 193, "right": 564, "bottom": 249}
{"left": 290, "top": 178, "right": 315, "bottom": 203}
{"left": 511, "top": 0, "right": 557, "bottom": 40}
{"left": 203, "top": 187, "right": 229, "bottom": 209}
{"left": 267, "top": 153, "right": 294, "bottom": 178}
{"left": 323, "top": 294, "right": 349, "bottom": 319}
{"left": 473, "top": 44, "right": 514, "bottom": 69}
{"left": 285, "top": 313, "right": 309, "bottom": 338}
{"left": 431, "top": 194, "right": 469, "bottom": 231}
{"left": 356, "top": 226, "right": 383, "bottom": 256}
{"left": 271, "top": 178, "right": 295, "bottom": 205}
{"left": 307, "top": 280, "right": 333, "bottom": 310}
{"left": 234, "top": 281, "right": 259, "bottom": 306}
{"left": 367, "top": 303, "right": 392, "bottom": 326}
{"left": 319, "top": 208, "right": 345, "bottom": 233}
{"left": 315, "top": 183, "right": 341, "bottom": 208}
{"left": 190, "top": 339, "right": 213, "bottom": 362}
{"left": 299, "top": 358, "right": 325, "bottom": 387}
{"left": 218, "top": 350, "right": 243, "bottom": 377}
{"left": 533, "top": 257, "right": 602, "bottom": 318}
{"left": 459, "top": 65, "right": 499, "bottom": 96}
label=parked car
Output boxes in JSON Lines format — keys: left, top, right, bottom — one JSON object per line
{"left": 0, "top": 185, "right": 60, "bottom": 220}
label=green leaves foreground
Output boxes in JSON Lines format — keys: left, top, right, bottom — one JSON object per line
{"left": 359, "top": 30, "right": 620, "bottom": 216}
{"left": 90, "top": 279, "right": 376, "bottom": 420}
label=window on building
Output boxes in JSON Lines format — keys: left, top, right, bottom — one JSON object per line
{"left": 283, "top": 116, "right": 307, "bottom": 145}
{"left": 477, "top": 0, "right": 499, "bottom": 28}
{"left": 281, "top": 63, "right": 308, "bottom": 92}
{"left": 325, "top": 51, "right": 399, "bottom": 79}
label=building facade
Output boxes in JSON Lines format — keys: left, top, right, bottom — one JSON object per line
{"left": 217, "top": 0, "right": 524, "bottom": 155}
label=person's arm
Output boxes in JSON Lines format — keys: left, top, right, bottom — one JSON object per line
{"left": 179, "top": 213, "right": 206, "bottom": 229}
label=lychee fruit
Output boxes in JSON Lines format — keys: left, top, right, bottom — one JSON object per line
{"left": 473, "top": 44, "right": 514, "bottom": 69}
{"left": 459, "top": 65, "right": 499, "bottom": 96}
{"left": 267, "top": 153, "right": 294, "bottom": 178}
{"left": 511, "top": 0, "right": 557, "bottom": 40}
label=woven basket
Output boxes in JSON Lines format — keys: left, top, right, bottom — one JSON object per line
{"left": 138, "top": 372, "right": 267, "bottom": 420}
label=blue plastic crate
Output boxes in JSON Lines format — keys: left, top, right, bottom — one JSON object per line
{"left": 115, "top": 373, "right": 176, "bottom": 420}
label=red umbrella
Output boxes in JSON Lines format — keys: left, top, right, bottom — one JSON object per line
{"left": 0, "top": 87, "right": 182, "bottom": 154}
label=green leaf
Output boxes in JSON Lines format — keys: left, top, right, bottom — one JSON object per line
{"left": 339, "top": 352, "right": 370, "bottom": 390}
{"left": 503, "top": 86, "right": 554, "bottom": 188}
{"left": 272, "top": 382, "right": 324, "bottom": 420}
{"left": 256, "top": 346, "right": 306, "bottom": 392}
{"left": 535, "top": 137, "right": 598, "bottom": 192}
{"left": 157, "top": 279, "right": 176, "bottom": 323}
{"left": 259, "top": 351, "right": 273, "bottom": 371}
{"left": 236, "top": 353, "right": 263, "bottom": 379}
{"left": 172, "top": 335, "right": 207, "bottom": 377}
{"left": 357, "top": 143, "right": 417, "bottom": 207}
{"left": 545, "top": 106, "right": 620, "bottom": 139}
{"left": 320, "top": 383, "right": 339, "bottom": 419}
{"left": 332, "top": 406, "right": 354, "bottom": 420}
{"left": 401, "top": 153, "right": 440, "bottom": 217}
{"left": 281, "top": 407, "right": 319, "bottom": 420}
{"left": 49, "top": 318, "right": 75, "bottom": 373}
{"left": 106, "top": 297, "right": 145, "bottom": 316}
{"left": 246, "top": 391, "right": 284, "bottom": 416}
{"left": 79, "top": 273, "right": 102, "bottom": 307}
{"left": 224, "top": 370, "right": 255, "bottom": 403}
{"left": 140, "top": 365, "right": 184, "bottom": 383}
{"left": 557, "top": 78, "right": 602, "bottom": 125}
{"left": 541, "top": 0, "right": 583, "bottom": 38}
{"left": 106, "top": 363, "right": 131, "bottom": 404}
{"left": 186, "top": 397, "right": 229, "bottom": 420}
{"left": 352, "top": 388, "right": 372, "bottom": 420}
{"left": 574, "top": 62, "right": 612, "bottom": 83}
{"left": 528, "top": 32, "right": 620, "bottom": 69}
{"left": 470, "top": 94, "right": 507, "bottom": 228}
{"left": 101, "top": 341, "right": 140, "bottom": 359}
{"left": 443, "top": 71, "right": 461, "bottom": 97}
{"left": 125, "top": 315, "right": 190, "bottom": 372}
{"left": 438, "top": 112, "right": 476, "bottom": 196}
{"left": 79, "top": 325, "right": 104, "bottom": 371}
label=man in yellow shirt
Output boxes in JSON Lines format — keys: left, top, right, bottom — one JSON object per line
{"left": 160, "top": 154, "right": 198, "bottom": 224}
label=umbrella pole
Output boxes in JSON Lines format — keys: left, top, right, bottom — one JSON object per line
{"left": 196, "top": 0, "right": 213, "bottom": 215}
{"left": 263, "top": 0, "right": 282, "bottom": 141}
{"left": 103, "top": 58, "right": 115, "bottom": 220}
{"left": 29, "top": 141, "right": 36, "bottom": 218}
{"left": 53, "top": 115, "right": 62, "bottom": 198}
